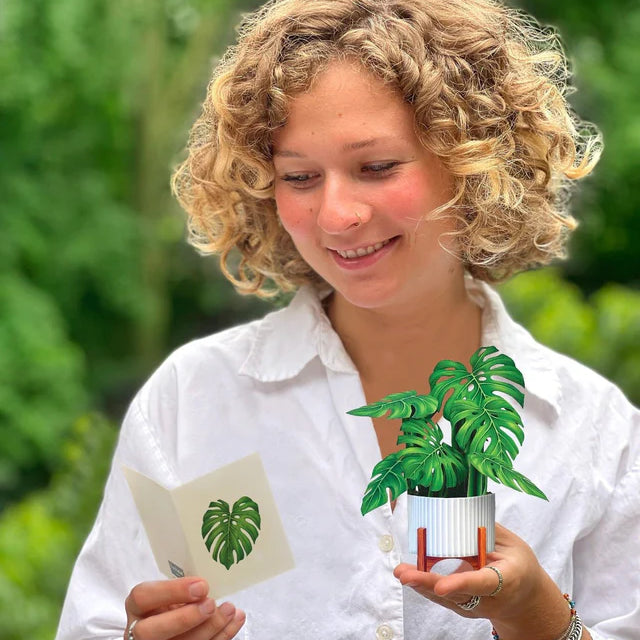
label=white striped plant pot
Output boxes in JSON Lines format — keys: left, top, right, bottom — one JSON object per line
{"left": 408, "top": 493, "right": 495, "bottom": 557}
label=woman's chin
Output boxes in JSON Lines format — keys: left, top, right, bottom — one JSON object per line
{"left": 332, "top": 282, "right": 406, "bottom": 312}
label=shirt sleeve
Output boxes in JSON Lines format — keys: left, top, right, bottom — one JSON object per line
{"left": 54, "top": 396, "right": 174, "bottom": 640}
{"left": 572, "top": 397, "right": 640, "bottom": 640}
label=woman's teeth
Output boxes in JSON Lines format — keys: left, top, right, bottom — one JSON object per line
{"left": 336, "top": 239, "right": 391, "bottom": 259}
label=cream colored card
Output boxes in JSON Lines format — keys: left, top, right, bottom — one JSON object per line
{"left": 123, "top": 453, "right": 295, "bottom": 599}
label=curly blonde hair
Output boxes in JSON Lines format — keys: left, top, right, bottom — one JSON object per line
{"left": 172, "top": 0, "right": 601, "bottom": 297}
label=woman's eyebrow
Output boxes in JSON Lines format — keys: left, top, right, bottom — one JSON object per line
{"left": 273, "top": 137, "right": 395, "bottom": 158}
{"left": 343, "top": 137, "right": 380, "bottom": 151}
{"left": 272, "top": 149, "right": 306, "bottom": 158}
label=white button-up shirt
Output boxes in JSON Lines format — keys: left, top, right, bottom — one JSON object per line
{"left": 56, "top": 280, "right": 640, "bottom": 640}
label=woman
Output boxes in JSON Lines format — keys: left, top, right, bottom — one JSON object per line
{"left": 56, "top": 1, "right": 639, "bottom": 639}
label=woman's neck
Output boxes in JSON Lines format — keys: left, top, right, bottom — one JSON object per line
{"left": 327, "top": 278, "right": 483, "bottom": 397}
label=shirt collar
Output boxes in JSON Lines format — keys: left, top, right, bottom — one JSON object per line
{"left": 239, "top": 279, "right": 561, "bottom": 418}
{"left": 238, "top": 285, "right": 356, "bottom": 382}
{"left": 470, "top": 278, "right": 561, "bottom": 418}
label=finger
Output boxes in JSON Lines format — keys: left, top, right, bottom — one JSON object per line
{"left": 126, "top": 578, "right": 209, "bottom": 618}
{"left": 208, "top": 601, "right": 241, "bottom": 638}
{"left": 172, "top": 602, "right": 246, "bottom": 640}
{"left": 433, "top": 564, "right": 507, "bottom": 599}
{"left": 129, "top": 599, "right": 218, "bottom": 640}
{"left": 393, "top": 563, "right": 441, "bottom": 590}
{"left": 211, "top": 606, "right": 246, "bottom": 640}
{"left": 394, "top": 562, "right": 482, "bottom": 598}
{"left": 393, "top": 564, "right": 472, "bottom": 610}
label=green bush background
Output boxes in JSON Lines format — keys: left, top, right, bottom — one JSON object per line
{"left": 1, "top": 1, "right": 638, "bottom": 638}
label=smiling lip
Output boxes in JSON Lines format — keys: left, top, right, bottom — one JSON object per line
{"left": 334, "top": 239, "right": 392, "bottom": 259}
{"left": 328, "top": 236, "right": 398, "bottom": 269}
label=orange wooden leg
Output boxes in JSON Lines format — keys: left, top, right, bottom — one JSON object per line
{"left": 417, "top": 527, "right": 427, "bottom": 572}
{"left": 477, "top": 526, "right": 487, "bottom": 569}
{"left": 419, "top": 526, "right": 489, "bottom": 572}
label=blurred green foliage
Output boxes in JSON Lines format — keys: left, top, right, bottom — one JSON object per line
{"left": 0, "top": 414, "right": 117, "bottom": 640}
{"left": 500, "top": 270, "right": 640, "bottom": 406}
{"left": 0, "top": 275, "right": 86, "bottom": 504}
{"left": 0, "top": 0, "right": 268, "bottom": 504}
{"left": 0, "top": 0, "right": 638, "bottom": 638}
{"left": 517, "top": 0, "right": 640, "bottom": 290}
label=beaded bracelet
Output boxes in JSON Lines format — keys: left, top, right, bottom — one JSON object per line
{"left": 491, "top": 593, "right": 583, "bottom": 640}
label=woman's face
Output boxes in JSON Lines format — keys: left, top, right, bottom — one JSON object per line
{"left": 272, "top": 60, "right": 462, "bottom": 311}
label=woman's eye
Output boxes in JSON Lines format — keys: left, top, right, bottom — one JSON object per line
{"left": 361, "top": 162, "right": 399, "bottom": 176}
{"left": 280, "top": 173, "right": 317, "bottom": 188}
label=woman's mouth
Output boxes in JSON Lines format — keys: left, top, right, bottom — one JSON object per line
{"left": 329, "top": 236, "right": 398, "bottom": 269}
{"left": 334, "top": 238, "right": 392, "bottom": 259}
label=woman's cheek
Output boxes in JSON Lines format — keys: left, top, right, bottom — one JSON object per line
{"left": 274, "top": 190, "right": 307, "bottom": 233}
{"left": 379, "top": 172, "right": 448, "bottom": 222}
{"left": 377, "top": 184, "right": 421, "bottom": 222}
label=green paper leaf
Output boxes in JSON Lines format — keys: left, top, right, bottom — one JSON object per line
{"left": 353, "top": 347, "right": 540, "bottom": 509}
{"left": 201, "top": 496, "right": 261, "bottom": 570}
{"left": 397, "top": 417, "right": 438, "bottom": 441}
{"left": 468, "top": 453, "right": 548, "bottom": 500}
{"left": 348, "top": 391, "right": 438, "bottom": 419}
{"left": 361, "top": 452, "right": 407, "bottom": 515}
{"left": 429, "top": 346, "right": 525, "bottom": 419}
{"left": 398, "top": 425, "right": 467, "bottom": 492}
{"left": 397, "top": 418, "right": 444, "bottom": 447}
{"left": 450, "top": 396, "right": 525, "bottom": 463}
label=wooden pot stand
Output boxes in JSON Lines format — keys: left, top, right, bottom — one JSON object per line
{"left": 416, "top": 526, "right": 488, "bottom": 572}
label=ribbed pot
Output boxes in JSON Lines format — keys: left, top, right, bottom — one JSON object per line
{"left": 408, "top": 493, "right": 495, "bottom": 557}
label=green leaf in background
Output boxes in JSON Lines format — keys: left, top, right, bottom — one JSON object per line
{"left": 348, "top": 391, "right": 438, "bottom": 419}
{"left": 468, "top": 453, "right": 548, "bottom": 500}
{"left": 201, "top": 496, "right": 261, "bottom": 570}
{"left": 429, "top": 347, "right": 525, "bottom": 420}
{"left": 361, "top": 452, "right": 407, "bottom": 515}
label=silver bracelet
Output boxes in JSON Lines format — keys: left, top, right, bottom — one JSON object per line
{"left": 562, "top": 613, "right": 583, "bottom": 640}
{"left": 491, "top": 594, "right": 582, "bottom": 640}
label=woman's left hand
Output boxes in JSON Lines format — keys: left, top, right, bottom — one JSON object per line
{"left": 394, "top": 523, "right": 578, "bottom": 640}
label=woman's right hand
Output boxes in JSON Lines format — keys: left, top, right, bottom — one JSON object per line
{"left": 124, "top": 577, "right": 245, "bottom": 640}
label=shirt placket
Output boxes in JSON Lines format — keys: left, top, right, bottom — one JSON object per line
{"left": 325, "top": 366, "right": 406, "bottom": 640}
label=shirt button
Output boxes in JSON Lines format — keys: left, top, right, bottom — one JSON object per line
{"left": 378, "top": 534, "right": 394, "bottom": 552}
{"left": 376, "top": 624, "right": 394, "bottom": 640}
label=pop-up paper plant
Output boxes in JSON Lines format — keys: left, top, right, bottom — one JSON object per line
{"left": 348, "top": 346, "right": 547, "bottom": 571}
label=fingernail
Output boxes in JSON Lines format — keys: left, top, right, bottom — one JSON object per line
{"left": 405, "top": 581, "right": 419, "bottom": 587}
{"left": 189, "top": 581, "right": 207, "bottom": 599}
{"left": 199, "top": 598, "right": 216, "bottom": 616}
{"left": 218, "top": 601, "right": 236, "bottom": 618}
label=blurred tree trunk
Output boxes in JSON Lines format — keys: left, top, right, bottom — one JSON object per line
{"left": 134, "top": 0, "right": 256, "bottom": 368}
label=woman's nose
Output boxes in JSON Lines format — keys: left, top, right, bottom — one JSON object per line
{"left": 316, "top": 179, "right": 372, "bottom": 233}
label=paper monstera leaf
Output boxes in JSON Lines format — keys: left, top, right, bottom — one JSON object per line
{"left": 201, "top": 496, "right": 261, "bottom": 570}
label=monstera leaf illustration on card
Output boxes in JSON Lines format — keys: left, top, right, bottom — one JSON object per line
{"left": 201, "top": 496, "right": 261, "bottom": 570}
